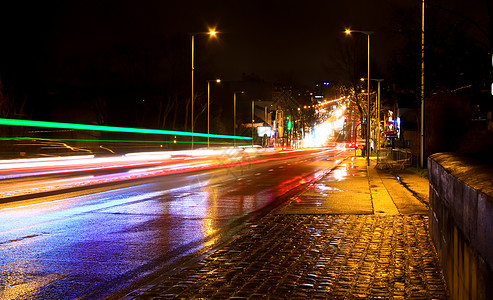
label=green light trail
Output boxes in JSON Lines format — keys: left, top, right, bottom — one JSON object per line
{"left": 0, "top": 137, "right": 249, "bottom": 145}
{"left": 0, "top": 118, "right": 251, "bottom": 140}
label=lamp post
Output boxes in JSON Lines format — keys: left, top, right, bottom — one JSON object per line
{"left": 361, "top": 78, "right": 384, "bottom": 152}
{"left": 233, "top": 90, "right": 244, "bottom": 146}
{"left": 252, "top": 100, "right": 255, "bottom": 147}
{"left": 206, "top": 79, "right": 221, "bottom": 149}
{"left": 375, "top": 79, "right": 383, "bottom": 152}
{"left": 191, "top": 29, "right": 217, "bottom": 149}
{"left": 420, "top": 0, "right": 425, "bottom": 168}
{"left": 345, "top": 29, "right": 373, "bottom": 166}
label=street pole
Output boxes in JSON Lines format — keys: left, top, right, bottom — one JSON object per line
{"left": 362, "top": 77, "right": 383, "bottom": 159}
{"left": 420, "top": 0, "right": 425, "bottom": 168}
{"left": 366, "top": 33, "right": 370, "bottom": 166}
{"left": 206, "top": 79, "right": 221, "bottom": 149}
{"left": 207, "top": 80, "right": 210, "bottom": 149}
{"left": 375, "top": 79, "right": 383, "bottom": 152}
{"left": 377, "top": 80, "right": 381, "bottom": 152}
{"left": 190, "top": 29, "right": 217, "bottom": 150}
{"left": 234, "top": 92, "right": 236, "bottom": 147}
{"left": 252, "top": 100, "right": 254, "bottom": 147}
{"left": 345, "top": 29, "right": 373, "bottom": 166}
{"left": 233, "top": 91, "right": 244, "bottom": 147}
{"left": 191, "top": 34, "right": 194, "bottom": 149}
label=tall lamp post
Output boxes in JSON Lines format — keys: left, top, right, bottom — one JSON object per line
{"left": 361, "top": 78, "right": 384, "bottom": 152}
{"left": 345, "top": 29, "right": 373, "bottom": 166}
{"left": 420, "top": 0, "right": 425, "bottom": 168}
{"left": 251, "top": 100, "right": 255, "bottom": 147}
{"left": 191, "top": 29, "right": 217, "bottom": 149}
{"left": 206, "top": 79, "right": 221, "bottom": 149}
{"left": 233, "top": 90, "right": 244, "bottom": 146}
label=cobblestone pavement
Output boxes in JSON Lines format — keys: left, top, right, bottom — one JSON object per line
{"left": 126, "top": 157, "right": 448, "bottom": 299}
{"left": 129, "top": 215, "right": 446, "bottom": 299}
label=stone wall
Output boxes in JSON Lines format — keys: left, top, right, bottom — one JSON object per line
{"left": 429, "top": 153, "right": 493, "bottom": 300}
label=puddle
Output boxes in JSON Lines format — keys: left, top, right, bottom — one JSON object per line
{"left": 311, "top": 184, "right": 342, "bottom": 192}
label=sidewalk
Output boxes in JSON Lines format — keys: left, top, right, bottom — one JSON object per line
{"left": 125, "top": 156, "right": 448, "bottom": 299}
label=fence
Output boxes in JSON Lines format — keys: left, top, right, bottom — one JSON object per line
{"left": 376, "top": 148, "right": 412, "bottom": 170}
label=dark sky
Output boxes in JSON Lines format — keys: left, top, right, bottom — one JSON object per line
{"left": 0, "top": 1, "right": 416, "bottom": 86}
{"left": 1, "top": 0, "right": 488, "bottom": 88}
{"left": 80, "top": 0, "right": 417, "bottom": 85}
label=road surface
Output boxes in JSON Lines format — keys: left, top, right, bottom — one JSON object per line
{"left": 0, "top": 147, "right": 348, "bottom": 299}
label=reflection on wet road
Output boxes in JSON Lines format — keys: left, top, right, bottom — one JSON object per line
{"left": 0, "top": 148, "right": 347, "bottom": 299}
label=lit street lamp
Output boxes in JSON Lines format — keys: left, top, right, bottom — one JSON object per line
{"left": 191, "top": 29, "right": 217, "bottom": 149}
{"left": 207, "top": 79, "right": 221, "bottom": 149}
{"left": 345, "top": 29, "right": 374, "bottom": 166}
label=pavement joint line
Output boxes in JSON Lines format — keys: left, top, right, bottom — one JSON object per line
{"left": 367, "top": 159, "right": 400, "bottom": 215}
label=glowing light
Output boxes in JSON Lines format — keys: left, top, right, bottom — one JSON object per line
{"left": 302, "top": 103, "right": 347, "bottom": 147}
{"left": 0, "top": 118, "right": 251, "bottom": 140}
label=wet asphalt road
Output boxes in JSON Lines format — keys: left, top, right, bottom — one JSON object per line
{"left": 0, "top": 148, "right": 346, "bottom": 299}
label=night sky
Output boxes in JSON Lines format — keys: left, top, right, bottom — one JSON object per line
{"left": 0, "top": 1, "right": 422, "bottom": 86}
{"left": 0, "top": 0, "right": 488, "bottom": 127}
{"left": 1, "top": 0, "right": 487, "bottom": 87}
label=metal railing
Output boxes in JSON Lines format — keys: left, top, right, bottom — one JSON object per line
{"left": 376, "top": 148, "right": 412, "bottom": 170}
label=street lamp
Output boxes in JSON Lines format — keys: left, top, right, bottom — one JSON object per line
{"left": 233, "top": 90, "right": 245, "bottom": 146}
{"left": 361, "top": 78, "right": 384, "bottom": 152}
{"left": 207, "top": 78, "right": 221, "bottom": 149}
{"left": 252, "top": 100, "right": 255, "bottom": 146}
{"left": 345, "top": 29, "right": 374, "bottom": 166}
{"left": 191, "top": 29, "right": 217, "bottom": 149}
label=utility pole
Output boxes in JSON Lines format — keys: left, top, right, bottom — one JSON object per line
{"left": 420, "top": 0, "right": 425, "bottom": 168}
{"left": 252, "top": 100, "right": 254, "bottom": 146}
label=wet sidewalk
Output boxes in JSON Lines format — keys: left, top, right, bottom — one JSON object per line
{"left": 125, "top": 156, "right": 448, "bottom": 299}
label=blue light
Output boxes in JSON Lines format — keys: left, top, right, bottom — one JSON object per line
{"left": 323, "top": 82, "right": 330, "bottom": 86}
